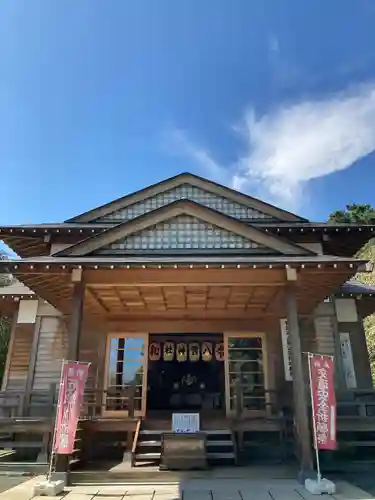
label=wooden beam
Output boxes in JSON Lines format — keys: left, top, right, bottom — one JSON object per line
{"left": 106, "top": 318, "right": 269, "bottom": 333}
{"left": 285, "top": 286, "right": 313, "bottom": 475}
{"left": 68, "top": 282, "right": 85, "bottom": 360}
{"left": 85, "top": 268, "right": 286, "bottom": 286}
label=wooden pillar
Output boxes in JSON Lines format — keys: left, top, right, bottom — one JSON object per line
{"left": 55, "top": 271, "right": 85, "bottom": 480}
{"left": 68, "top": 275, "right": 85, "bottom": 361}
{"left": 285, "top": 271, "right": 313, "bottom": 477}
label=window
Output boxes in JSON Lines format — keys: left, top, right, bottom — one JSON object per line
{"left": 106, "top": 336, "right": 146, "bottom": 413}
{"left": 227, "top": 336, "right": 266, "bottom": 411}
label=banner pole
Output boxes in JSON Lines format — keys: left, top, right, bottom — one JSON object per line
{"left": 47, "top": 359, "right": 66, "bottom": 482}
{"left": 307, "top": 353, "right": 321, "bottom": 483}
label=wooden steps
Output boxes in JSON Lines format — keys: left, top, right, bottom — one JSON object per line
{"left": 132, "top": 427, "right": 237, "bottom": 467}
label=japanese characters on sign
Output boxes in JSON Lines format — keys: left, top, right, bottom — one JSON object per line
{"left": 150, "top": 341, "right": 224, "bottom": 362}
{"left": 189, "top": 342, "right": 200, "bottom": 362}
{"left": 215, "top": 342, "right": 224, "bottom": 361}
{"left": 54, "top": 362, "right": 89, "bottom": 455}
{"left": 149, "top": 342, "right": 161, "bottom": 361}
{"left": 163, "top": 342, "right": 175, "bottom": 361}
{"left": 309, "top": 354, "right": 337, "bottom": 450}
{"left": 172, "top": 412, "right": 200, "bottom": 433}
{"left": 280, "top": 318, "right": 293, "bottom": 381}
{"left": 176, "top": 343, "right": 188, "bottom": 362}
{"left": 201, "top": 341, "right": 213, "bottom": 361}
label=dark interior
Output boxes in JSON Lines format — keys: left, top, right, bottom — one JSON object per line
{"left": 147, "top": 334, "right": 225, "bottom": 412}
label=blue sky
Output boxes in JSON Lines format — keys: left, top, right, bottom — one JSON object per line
{"left": 1, "top": 0, "right": 375, "bottom": 228}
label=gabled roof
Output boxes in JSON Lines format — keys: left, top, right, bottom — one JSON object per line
{"left": 339, "top": 280, "right": 375, "bottom": 296}
{"left": 65, "top": 172, "right": 308, "bottom": 224}
{"left": 56, "top": 200, "right": 313, "bottom": 257}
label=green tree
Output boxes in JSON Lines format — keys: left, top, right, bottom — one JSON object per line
{"left": 329, "top": 203, "right": 375, "bottom": 225}
{"left": 329, "top": 204, "right": 375, "bottom": 383}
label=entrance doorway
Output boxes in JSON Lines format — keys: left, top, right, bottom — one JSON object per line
{"left": 146, "top": 334, "right": 225, "bottom": 413}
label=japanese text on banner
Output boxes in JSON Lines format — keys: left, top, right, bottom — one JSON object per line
{"left": 54, "top": 362, "right": 89, "bottom": 455}
{"left": 310, "top": 355, "right": 337, "bottom": 450}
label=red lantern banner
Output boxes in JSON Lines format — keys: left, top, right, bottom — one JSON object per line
{"left": 215, "top": 342, "right": 224, "bottom": 361}
{"left": 149, "top": 342, "right": 161, "bottom": 361}
{"left": 309, "top": 354, "right": 337, "bottom": 450}
{"left": 54, "top": 362, "right": 89, "bottom": 454}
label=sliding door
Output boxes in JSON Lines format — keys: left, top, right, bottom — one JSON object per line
{"left": 104, "top": 333, "right": 149, "bottom": 416}
{"left": 224, "top": 333, "right": 268, "bottom": 416}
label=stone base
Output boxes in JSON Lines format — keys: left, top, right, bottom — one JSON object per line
{"left": 304, "top": 478, "right": 336, "bottom": 495}
{"left": 33, "top": 479, "right": 65, "bottom": 497}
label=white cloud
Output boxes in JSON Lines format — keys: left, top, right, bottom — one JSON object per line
{"left": 167, "top": 83, "right": 375, "bottom": 211}
{"left": 238, "top": 83, "right": 375, "bottom": 208}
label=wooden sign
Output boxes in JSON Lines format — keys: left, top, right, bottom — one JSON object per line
{"left": 149, "top": 342, "right": 161, "bottom": 361}
{"left": 176, "top": 343, "right": 187, "bottom": 362}
{"left": 215, "top": 342, "right": 224, "bottom": 361}
{"left": 201, "top": 342, "right": 212, "bottom": 362}
{"left": 280, "top": 318, "right": 292, "bottom": 381}
{"left": 163, "top": 341, "right": 175, "bottom": 361}
{"left": 189, "top": 342, "right": 200, "bottom": 362}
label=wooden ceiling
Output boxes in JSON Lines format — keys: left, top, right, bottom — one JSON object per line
{"left": 85, "top": 283, "right": 281, "bottom": 317}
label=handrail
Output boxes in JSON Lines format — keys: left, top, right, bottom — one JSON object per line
{"left": 131, "top": 419, "right": 142, "bottom": 467}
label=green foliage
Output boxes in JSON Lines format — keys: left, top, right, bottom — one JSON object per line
{"left": 329, "top": 204, "right": 375, "bottom": 224}
{"left": 329, "top": 204, "right": 375, "bottom": 383}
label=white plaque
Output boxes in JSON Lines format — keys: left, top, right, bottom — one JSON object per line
{"left": 172, "top": 413, "right": 200, "bottom": 433}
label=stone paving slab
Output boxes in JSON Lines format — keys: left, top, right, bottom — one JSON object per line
{"left": 0, "top": 476, "right": 373, "bottom": 500}
{"left": 64, "top": 494, "right": 96, "bottom": 500}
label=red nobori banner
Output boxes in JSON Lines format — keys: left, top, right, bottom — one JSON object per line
{"left": 310, "top": 354, "right": 337, "bottom": 450}
{"left": 54, "top": 362, "right": 89, "bottom": 454}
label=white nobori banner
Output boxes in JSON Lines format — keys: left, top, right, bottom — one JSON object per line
{"left": 280, "top": 318, "right": 293, "bottom": 381}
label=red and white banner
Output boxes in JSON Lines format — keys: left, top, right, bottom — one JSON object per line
{"left": 54, "top": 362, "right": 89, "bottom": 454}
{"left": 309, "top": 354, "right": 337, "bottom": 450}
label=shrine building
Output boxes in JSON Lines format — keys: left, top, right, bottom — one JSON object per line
{"left": 1, "top": 172, "right": 375, "bottom": 474}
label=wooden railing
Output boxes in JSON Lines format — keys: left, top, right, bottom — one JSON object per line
{"left": 0, "top": 384, "right": 57, "bottom": 419}
{"left": 81, "top": 386, "right": 138, "bottom": 419}
{"left": 0, "top": 385, "right": 139, "bottom": 420}
{"left": 1, "top": 385, "right": 374, "bottom": 421}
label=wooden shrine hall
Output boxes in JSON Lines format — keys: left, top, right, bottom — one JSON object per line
{"left": 1, "top": 172, "right": 375, "bottom": 475}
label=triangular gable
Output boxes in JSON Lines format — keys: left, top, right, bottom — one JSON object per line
{"left": 94, "top": 214, "right": 273, "bottom": 254}
{"left": 57, "top": 200, "right": 313, "bottom": 257}
{"left": 65, "top": 172, "right": 308, "bottom": 224}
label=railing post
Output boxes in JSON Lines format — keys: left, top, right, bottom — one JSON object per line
{"left": 234, "top": 377, "right": 242, "bottom": 419}
{"left": 128, "top": 383, "right": 136, "bottom": 419}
